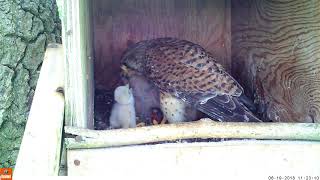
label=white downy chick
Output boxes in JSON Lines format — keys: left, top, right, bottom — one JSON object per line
{"left": 109, "top": 84, "right": 136, "bottom": 129}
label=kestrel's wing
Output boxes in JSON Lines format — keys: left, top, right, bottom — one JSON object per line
{"left": 144, "top": 39, "right": 260, "bottom": 122}
{"left": 145, "top": 39, "right": 243, "bottom": 96}
{"left": 178, "top": 92, "right": 262, "bottom": 122}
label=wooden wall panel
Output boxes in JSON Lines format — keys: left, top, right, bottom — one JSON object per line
{"left": 92, "top": 0, "right": 231, "bottom": 90}
{"left": 67, "top": 141, "right": 320, "bottom": 177}
{"left": 14, "top": 44, "right": 64, "bottom": 176}
{"left": 231, "top": 0, "right": 320, "bottom": 122}
{"left": 62, "top": 0, "right": 94, "bottom": 128}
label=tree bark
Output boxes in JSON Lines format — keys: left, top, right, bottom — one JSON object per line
{"left": 0, "top": 0, "right": 61, "bottom": 168}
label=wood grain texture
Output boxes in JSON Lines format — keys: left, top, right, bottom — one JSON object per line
{"left": 231, "top": 0, "right": 320, "bottom": 122}
{"left": 92, "top": 0, "right": 231, "bottom": 90}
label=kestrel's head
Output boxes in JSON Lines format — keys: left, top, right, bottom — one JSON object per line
{"left": 120, "top": 40, "right": 149, "bottom": 74}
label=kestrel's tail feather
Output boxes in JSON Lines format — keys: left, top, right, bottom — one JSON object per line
{"left": 178, "top": 93, "right": 262, "bottom": 122}
{"left": 195, "top": 95, "right": 262, "bottom": 122}
{"left": 238, "top": 94, "right": 257, "bottom": 113}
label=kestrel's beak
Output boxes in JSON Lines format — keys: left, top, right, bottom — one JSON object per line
{"left": 120, "top": 65, "right": 129, "bottom": 77}
{"left": 121, "top": 64, "right": 137, "bottom": 77}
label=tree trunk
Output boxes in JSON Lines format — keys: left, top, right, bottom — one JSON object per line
{"left": 0, "top": 0, "right": 61, "bottom": 167}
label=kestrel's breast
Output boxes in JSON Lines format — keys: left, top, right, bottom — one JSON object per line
{"left": 144, "top": 38, "right": 243, "bottom": 97}
{"left": 159, "top": 92, "right": 198, "bottom": 123}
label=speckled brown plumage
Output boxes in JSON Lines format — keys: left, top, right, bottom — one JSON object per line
{"left": 160, "top": 91, "right": 199, "bottom": 123}
{"left": 124, "top": 38, "right": 242, "bottom": 96}
{"left": 121, "top": 37, "right": 262, "bottom": 122}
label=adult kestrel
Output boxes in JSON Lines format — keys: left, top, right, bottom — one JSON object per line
{"left": 121, "top": 37, "right": 262, "bottom": 123}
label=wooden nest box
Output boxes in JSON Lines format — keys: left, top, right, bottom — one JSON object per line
{"left": 14, "top": 0, "right": 320, "bottom": 178}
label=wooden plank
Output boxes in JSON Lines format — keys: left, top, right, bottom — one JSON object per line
{"left": 67, "top": 140, "right": 320, "bottom": 178}
{"left": 231, "top": 0, "right": 320, "bottom": 122}
{"left": 64, "top": 119, "right": 320, "bottom": 149}
{"left": 14, "top": 44, "right": 65, "bottom": 176}
{"left": 92, "top": 0, "right": 231, "bottom": 90}
{"left": 80, "top": 0, "right": 94, "bottom": 129}
{"left": 62, "top": 0, "right": 94, "bottom": 128}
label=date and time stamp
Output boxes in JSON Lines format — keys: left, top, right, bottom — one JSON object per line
{"left": 268, "top": 176, "right": 319, "bottom": 180}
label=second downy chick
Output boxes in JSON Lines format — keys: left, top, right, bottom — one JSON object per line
{"left": 109, "top": 84, "right": 136, "bottom": 129}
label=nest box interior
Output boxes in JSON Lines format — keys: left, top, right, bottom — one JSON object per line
{"left": 88, "top": 0, "right": 320, "bottom": 129}
{"left": 91, "top": 0, "right": 235, "bottom": 129}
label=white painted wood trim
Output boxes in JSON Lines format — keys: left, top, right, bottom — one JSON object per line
{"left": 62, "top": 0, "right": 94, "bottom": 129}
{"left": 67, "top": 140, "right": 320, "bottom": 179}
{"left": 14, "top": 44, "right": 65, "bottom": 176}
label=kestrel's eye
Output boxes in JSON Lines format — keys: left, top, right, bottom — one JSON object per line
{"left": 123, "top": 61, "right": 128, "bottom": 66}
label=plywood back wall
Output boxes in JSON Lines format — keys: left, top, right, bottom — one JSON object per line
{"left": 231, "top": 0, "right": 320, "bottom": 122}
{"left": 92, "top": 0, "right": 231, "bottom": 90}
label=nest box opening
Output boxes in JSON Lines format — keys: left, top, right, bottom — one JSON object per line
{"left": 80, "top": 0, "right": 319, "bottom": 131}
{"left": 92, "top": 0, "right": 237, "bottom": 130}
